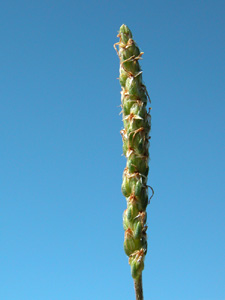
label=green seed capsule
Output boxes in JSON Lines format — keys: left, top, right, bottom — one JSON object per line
{"left": 134, "top": 221, "right": 142, "bottom": 239}
{"left": 128, "top": 42, "right": 140, "bottom": 58}
{"left": 121, "top": 175, "right": 130, "bottom": 197}
{"left": 119, "top": 74, "right": 127, "bottom": 88}
{"left": 131, "top": 259, "right": 138, "bottom": 279}
{"left": 119, "top": 48, "right": 130, "bottom": 61}
{"left": 134, "top": 179, "right": 143, "bottom": 197}
{"left": 124, "top": 242, "right": 132, "bottom": 256}
{"left": 120, "top": 40, "right": 140, "bottom": 63}
{"left": 123, "top": 99, "right": 134, "bottom": 116}
{"left": 130, "top": 103, "right": 145, "bottom": 119}
{"left": 131, "top": 119, "right": 145, "bottom": 133}
{"left": 125, "top": 60, "right": 141, "bottom": 76}
{"left": 127, "top": 206, "right": 133, "bottom": 221}
{"left": 125, "top": 77, "right": 140, "bottom": 96}
{"left": 120, "top": 33, "right": 129, "bottom": 45}
{"left": 127, "top": 157, "right": 136, "bottom": 173}
{"left": 135, "top": 140, "right": 144, "bottom": 155}
{"left": 124, "top": 229, "right": 135, "bottom": 256}
{"left": 127, "top": 204, "right": 139, "bottom": 220}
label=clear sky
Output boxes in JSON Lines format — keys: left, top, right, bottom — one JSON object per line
{"left": 1, "top": 1, "right": 224, "bottom": 299}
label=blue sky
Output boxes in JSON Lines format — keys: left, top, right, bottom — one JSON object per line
{"left": 1, "top": 1, "right": 224, "bottom": 299}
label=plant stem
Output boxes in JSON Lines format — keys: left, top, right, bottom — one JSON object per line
{"left": 134, "top": 275, "right": 143, "bottom": 300}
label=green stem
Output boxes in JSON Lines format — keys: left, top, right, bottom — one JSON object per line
{"left": 134, "top": 275, "right": 143, "bottom": 300}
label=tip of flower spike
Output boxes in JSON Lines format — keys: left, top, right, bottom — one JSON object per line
{"left": 119, "top": 24, "right": 132, "bottom": 36}
{"left": 119, "top": 24, "right": 132, "bottom": 44}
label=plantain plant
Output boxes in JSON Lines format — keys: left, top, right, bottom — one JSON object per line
{"left": 114, "top": 24, "right": 152, "bottom": 300}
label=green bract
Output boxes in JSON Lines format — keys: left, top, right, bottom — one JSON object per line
{"left": 115, "top": 24, "right": 151, "bottom": 280}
